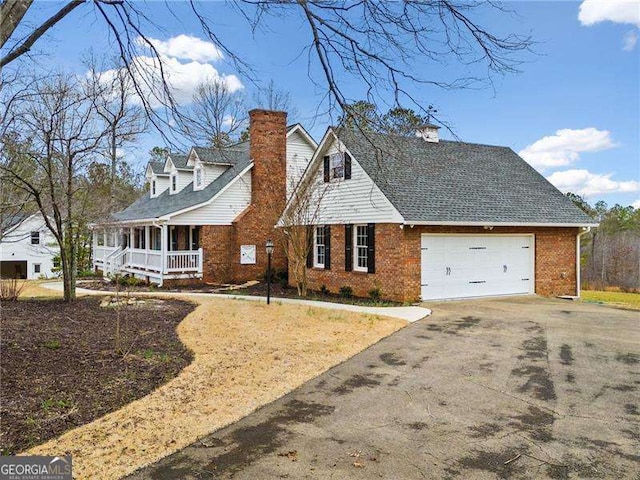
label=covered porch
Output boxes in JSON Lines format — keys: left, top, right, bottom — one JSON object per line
{"left": 92, "top": 224, "right": 203, "bottom": 285}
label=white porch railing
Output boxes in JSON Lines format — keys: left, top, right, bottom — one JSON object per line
{"left": 94, "top": 246, "right": 119, "bottom": 266}
{"left": 97, "top": 247, "right": 203, "bottom": 278}
{"left": 166, "top": 249, "right": 203, "bottom": 272}
{"left": 129, "top": 248, "right": 163, "bottom": 271}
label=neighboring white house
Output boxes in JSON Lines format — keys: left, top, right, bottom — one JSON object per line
{"left": 0, "top": 213, "right": 59, "bottom": 279}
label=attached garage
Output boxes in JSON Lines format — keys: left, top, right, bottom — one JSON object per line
{"left": 421, "top": 234, "right": 534, "bottom": 300}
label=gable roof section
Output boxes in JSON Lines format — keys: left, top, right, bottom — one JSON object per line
{"left": 112, "top": 156, "right": 252, "bottom": 222}
{"left": 335, "top": 128, "right": 597, "bottom": 226}
{"left": 192, "top": 142, "right": 249, "bottom": 166}
{"left": 148, "top": 161, "right": 168, "bottom": 176}
{"left": 166, "top": 153, "right": 191, "bottom": 170}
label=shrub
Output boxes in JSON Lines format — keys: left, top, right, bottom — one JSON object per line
{"left": 0, "top": 278, "right": 24, "bottom": 301}
{"left": 320, "top": 284, "right": 329, "bottom": 296}
{"left": 339, "top": 285, "right": 353, "bottom": 298}
{"left": 368, "top": 287, "right": 382, "bottom": 302}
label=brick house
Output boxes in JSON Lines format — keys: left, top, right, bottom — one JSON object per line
{"left": 281, "top": 125, "right": 598, "bottom": 302}
{"left": 92, "top": 110, "right": 316, "bottom": 285}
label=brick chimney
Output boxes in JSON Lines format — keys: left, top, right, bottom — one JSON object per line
{"left": 231, "top": 109, "right": 288, "bottom": 281}
{"left": 249, "top": 109, "right": 287, "bottom": 209}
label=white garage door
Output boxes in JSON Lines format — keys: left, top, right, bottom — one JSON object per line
{"left": 420, "top": 235, "right": 534, "bottom": 301}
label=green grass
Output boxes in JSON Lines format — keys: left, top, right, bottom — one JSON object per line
{"left": 581, "top": 290, "right": 640, "bottom": 309}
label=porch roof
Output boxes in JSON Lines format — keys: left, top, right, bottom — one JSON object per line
{"left": 111, "top": 156, "right": 252, "bottom": 222}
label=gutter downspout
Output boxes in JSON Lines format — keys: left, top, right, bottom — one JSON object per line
{"left": 576, "top": 226, "right": 591, "bottom": 297}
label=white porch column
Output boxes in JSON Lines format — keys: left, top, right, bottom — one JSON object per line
{"left": 130, "top": 227, "right": 134, "bottom": 248}
{"left": 144, "top": 225, "right": 150, "bottom": 265}
{"left": 161, "top": 224, "right": 167, "bottom": 274}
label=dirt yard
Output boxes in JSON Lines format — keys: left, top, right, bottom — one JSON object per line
{"left": 0, "top": 297, "right": 195, "bottom": 454}
{"left": 23, "top": 295, "right": 407, "bottom": 480}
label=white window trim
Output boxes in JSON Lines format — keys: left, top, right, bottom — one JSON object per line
{"left": 194, "top": 165, "right": 204, "bottom": 190}
{"left": 170, "top": 173, "right": 178, "bottom": 194}
{"left": 33, "top": 263, "right": 41, "bottom": 274}
{"left": 30, "top": 231, "right": 40, "bottom": 245}
{"left": 314, "top": 226, "right": 325, "bottom": 268}
{"left": 330, "top": 152, "right": 345, "bottom": 181}
{"left": 353, "top": 224, "right": 368, "bottom": 272}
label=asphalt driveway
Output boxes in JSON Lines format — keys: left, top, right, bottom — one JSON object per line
{"left": 128, "top": 297, "right": 639, "bottom": 479}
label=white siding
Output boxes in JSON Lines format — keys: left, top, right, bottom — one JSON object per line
{"left": 301, "top": 137, "right": 403, "bottom": 225}
{"left": 286, "top": 130, "right": 315, "bottom": 198}
{"left": 0, "top": 214, "right": 59, "bottom": 279}
{"left": 201, "top": 164, "right": 227, "bottom": 189}
{"left": 155, "top": 176, "right": 170, "bottom": 195}
{"left": 170, "top": 171, "right": 252, "bottom": 225}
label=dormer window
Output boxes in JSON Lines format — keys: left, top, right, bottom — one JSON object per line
{"left": 151, "top": 179, "right": 157, "bottom": 196}
{"left": 195, "top": 166, "right": 204, "bottom": 189}
{"left": 171, "top": 173, "right": 177, "bottom": 193}
{"left": 323, "top": 152, "right": 352, "bottom": 182}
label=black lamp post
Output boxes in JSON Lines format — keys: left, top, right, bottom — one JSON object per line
{"left": 266, "top": 239, "right": 274, "bottom": 305}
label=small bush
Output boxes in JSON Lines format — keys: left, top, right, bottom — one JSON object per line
{"left": 42, "top": 340, "right": 61, "bottom": 350}
{"left": 368, "top": 288, "right": 382, "bottom": 302}
{"left": 0, "top": 278, "right": 24, "bottom": 301}
{"left": 339, "top": 285, "right": 353, "bottom": 298}
{"left": 77, "top": 270, "right": 95, "bottom": 278}
{"left": 114, "top": 275, "right": 144, "bottom": 287}
{"left": 320, "top": 284, "right": 329, "bottom": 295}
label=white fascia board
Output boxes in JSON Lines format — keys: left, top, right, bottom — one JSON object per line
{"left": 403, "top": 220, "right": 600, "bottom": 227}
{"left": 187, "top": 147, "right": 198, "bottom": 167}
{"left": 163, "top": 157, "right": 174, "bottom": 173}
{"left": 277, "top": 128, "right": 336, "bottom": 226}
{"left": 287, "top": 124, "right": 318, "bottom": 149}
{"left": 158, "top": 163, "right": 254, "bottom": 220}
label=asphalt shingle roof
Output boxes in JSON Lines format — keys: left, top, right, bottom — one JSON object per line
{"left": 113, "top": 155, "right": 251, "bottom": 222}
{"left": 193, "top": 142, "right": 249, "bottom": 165}
{"left": 148, "top": 161, "right": 168, "bottom": 175}
{"left": 169, "top": 153, "right": 191, "bottom": 170}
{"left": 336, "top": 129, "right": 595, "bottom": 225}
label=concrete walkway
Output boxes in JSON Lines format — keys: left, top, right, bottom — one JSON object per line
{"left": 40, "top": 282, "right": 431, "bottom": 323}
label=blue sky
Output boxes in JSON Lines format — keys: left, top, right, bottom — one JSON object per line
{"left": 17, "top": 1, "right": 640, "bottom": 208}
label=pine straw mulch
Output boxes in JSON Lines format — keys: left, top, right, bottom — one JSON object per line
{"left": 0, "top": 297, "right": 195, "bottom": 455}
{"left": 22, "top": 295, "right": 407, "bottom": 480}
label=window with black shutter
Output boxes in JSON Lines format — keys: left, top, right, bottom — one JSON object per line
{"left": 344, "top": 224, "right": 353, "bottom": 271}
{"left": 323, "top": 156, "right": 330, "bottom": 182}
{"left": 324, "top": 225, "right": 331, "bottom": 270}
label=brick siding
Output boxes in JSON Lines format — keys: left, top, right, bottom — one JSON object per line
{"left": 303, "top": 224, "right": 579, "bottom": 302}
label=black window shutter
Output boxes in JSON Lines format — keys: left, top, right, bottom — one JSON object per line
{"left": 344, "top": 153, "right": 352, "bottom": 180}
{"left": 345, "top": 224, "right": 353, "bottom": 271}
{"left": 323, "top": 156, "right": 330, "bottom": 182}
{"left": 367, "top": 223, "right": 375, "bottom": 274}
{"left": 324, "top": 225, "right": 331, "bottom": 270}
{"left": 306, "top": 226, "right": 314, "bottom": 268}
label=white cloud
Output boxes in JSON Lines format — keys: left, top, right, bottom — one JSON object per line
{"left": 578, "top": 0, "right": 640, "bottom": 27}
{"left": 547, "top": 169, "right": 640, "bottom": 197}
{"left": 519, "top": 128, "right": 616, "bottom": 170}
{"left": 623, "top": 29, "right": 639, "bottom": 50}
{"left": 95, "top": 35, "right": 243, "bottom": 108}
{"left": 632, "top": 199, "right": 640, "bottom": 208}
{"left": 140, "top": 34, "right": 224, "bottom": 63}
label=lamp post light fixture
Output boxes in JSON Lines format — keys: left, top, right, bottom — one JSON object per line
{"left": 265, "top": 239, "right": 274, "bottom": 305}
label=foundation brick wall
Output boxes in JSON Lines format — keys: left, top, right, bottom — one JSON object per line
{"left": 304, "top": 224, "right": 579, "bottom": 302}
{"left": 201, "top": 225, "right": 234, "bottom": 283}
{"left": 304, "top": 223, "right": 406, "bottom": 300}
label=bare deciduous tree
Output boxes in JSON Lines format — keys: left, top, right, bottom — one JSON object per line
{"left": 85, "top": 55, "right": 147, "bottom": 213}
{"left": 1, "top": 73, "right": 113, "bottom": 301}
{"left": 185, "top": 78, "right": 246, "bottom": 147}
{"left": 2, "top": 1, "right": 532, "bottom": 132}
